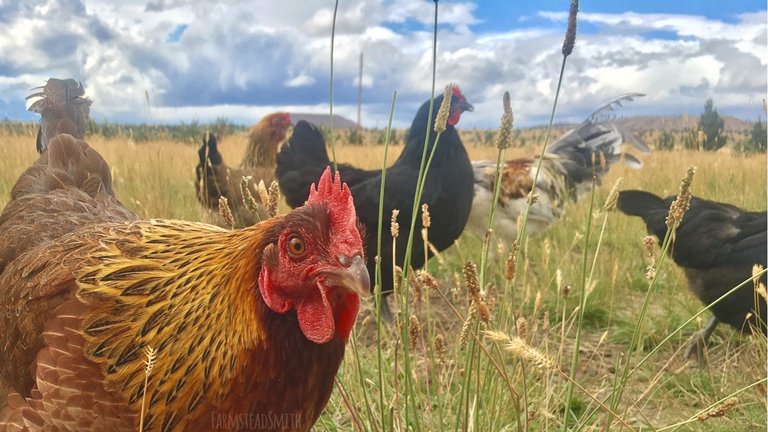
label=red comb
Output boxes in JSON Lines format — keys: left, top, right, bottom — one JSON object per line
{"left": 307, "top": 167, "right": 354, "bottom": 214}
{"left": 450, "top": 83, "right": 463, "bottom": 98}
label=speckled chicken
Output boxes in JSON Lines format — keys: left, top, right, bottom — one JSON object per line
{"left": 468, "top": 93, "right": 649, "bottom": 242}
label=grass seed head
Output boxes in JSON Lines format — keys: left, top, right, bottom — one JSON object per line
{"left": 410, "top": 269, "right": 423, "bottom": 304}
{"left": 485, "top": 331, "right": 556, "bottom": 371}
{"left": 434, "top": 85, "right": 453, "bottom": 133}
{"left": 604, "top": 177, "right": 623, "bottom": 211}
{"left": 475, "top": 298, "right": 491, "bottom": 324}
{"left": 390, "top": 209, "right": 400, "bottom": 238}
{"left": 218, "top": 196, "right": 235, "bottom": 229}
{"left": 143, "top": 346, "right": 157, "bottom": 376}
{"left": 459, "top": 306, "right": 478, "bottom": 348}
{"left": 417, "top": 270, "right": 438, "bottom": 292}
{"left": 463, "top": 261, "right": 480, "bottom": 300}
{"left": 408, "top": 315, "right": 421, "bottom": 350}
{"left": 495, "top": 91, "right": 514, "bottom": 149}
{"left": 516, "top": 317, "right": 528, "bottom": 340}
{"left": 240, "top": 176, "right": 262, "bottom": 218}
{"left": 267, "top": 181, "right": 280, "bottom": 217}
{"left": 644, "top": 235, "right": 657, "bottom": 280}
{"left": 434, "top": 334, "right": 446, "bottom": 366}
{"left": 421, "top": 203, "right": 431, "bottom": 228}
{"left": 257, "top": 179, "right": 270, "bottom": 206}
{"left": 562, "top": 0, "right": 579, "bottom": 57}
{"left": 666, "top": 166, "right": 696, "bottom": 230}
{"left": 504, "top": 242, "right": 519, "bottom": 281}
{"left": 697, "top": 397, "right": 739, "bottom": 421}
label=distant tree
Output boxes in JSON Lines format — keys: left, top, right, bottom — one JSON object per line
{"left": 749, "top": 118, "right": 767, "bottom": 152}
{"left": 697, "top": 98, "right": 726, "bottom": 151}
{"left": 735, "top": 117, "right": 767, "bottom": 154}
{"left": 682, "top": 128, "right": 699, "bottom": 150}
{"left": 656, "top": 130, "right": 675, "bottom": 150}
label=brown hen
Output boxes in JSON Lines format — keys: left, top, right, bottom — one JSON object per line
{"left": 0, "top": 79, "right": 368, "bottom": 432}
{"left": 196, "top": 113, "right": 292, "bottom": 227}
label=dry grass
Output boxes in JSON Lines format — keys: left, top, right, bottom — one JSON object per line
{"left": 0, "top": 129, "right": 765, "bottom": 431}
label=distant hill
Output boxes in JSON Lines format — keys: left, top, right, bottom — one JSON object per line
{"left": 290, "top": 113, "right": 357, "bottom": 129}
{"left": 540, "top": 114, "right": 755, "bottom": 133}
{"left": 616, "top": 115, "right": 755, "bottom": 132}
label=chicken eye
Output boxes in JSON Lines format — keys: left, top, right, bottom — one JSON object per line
{"left": 287, "top": 235, "right": 306, "bottom": 257}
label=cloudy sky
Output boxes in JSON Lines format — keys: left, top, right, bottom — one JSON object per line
{"left": 0, "top": 0, "right": 765, "bottom": 128}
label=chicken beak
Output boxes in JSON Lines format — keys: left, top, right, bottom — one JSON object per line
{"left": 322, "top": 255, "right": 371, "bottom": 299}
{"left": 462, "top": 102, "right": 475, "bottom": 112}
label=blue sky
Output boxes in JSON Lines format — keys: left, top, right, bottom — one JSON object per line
{"left": 0, "top": 0, "right": 765, "bottom": 128}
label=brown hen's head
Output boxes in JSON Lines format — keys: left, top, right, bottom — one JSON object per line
{"left": 259, "top": 167, "right": 368, "bottom": 344}
{"left": 447, "top": 84, "right": 473, "bottom": 126}
{"left": 267, "top": 112, "right": 292, "bottom": 131}
{"left": 256, "top": 111, "right": 292, "bottom": 143}
{"left": 26, "top": 78, "right": 92, "bottom": 153}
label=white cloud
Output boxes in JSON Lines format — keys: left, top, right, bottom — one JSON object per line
{"left": 0, "top": 1, "right": 764, "bottom": 128}
{"left": 285, "top": 74, "right": 316, "bottom": 87}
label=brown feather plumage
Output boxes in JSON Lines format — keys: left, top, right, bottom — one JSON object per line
{"left": 241, "top": 112, "right": 292, "bottom": 171}
{"left": 1, "top": 81, "right": 361, "bottom": 432}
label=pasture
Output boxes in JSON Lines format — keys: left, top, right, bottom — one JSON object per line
{"left": 1, "top": 126, "right": 765, "bottom": 431}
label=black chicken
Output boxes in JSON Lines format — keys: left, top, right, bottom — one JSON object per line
{"left": 617, "top": 190, "right": 767, "bottom": 357}
{"left": 276, "top": 86, "right": 474, "bottom": 319}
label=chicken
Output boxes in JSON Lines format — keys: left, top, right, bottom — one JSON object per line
{"left": 25, "top": 78, "right": 91, "bottom": 153}
{"left": 241, "top": 112, "right": 292, "bottom": 170}
{"left": 276, "top": 85, "right": 474, "bottom": 320}
{"left": 468, "top": 93, "right": 650, "bottom": 242}
{"left": 195, "top": 112, "right": 292, "bottom": 227}
{"left": 0, "top": 79, "right": 369, "bottom": 432}
{"left": 617, "top": 190, "right": 767, "bottom": 357}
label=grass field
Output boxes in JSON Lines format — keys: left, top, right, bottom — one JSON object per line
{"left": 0, "top": 127, "right": 765, "bottom": 431}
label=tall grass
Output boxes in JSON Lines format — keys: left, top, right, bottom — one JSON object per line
{"left": 0, "top": 129, "right": 765, "bottom": 432}
{"left": 2, "top": 1, "right": 765, "bottom": 428}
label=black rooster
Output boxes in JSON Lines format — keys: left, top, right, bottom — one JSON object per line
{"left": 618, "top": 190, "right": 767, "bottom": 358}
{"left": 276, "top": 86, "right": 474, "bottom": 319}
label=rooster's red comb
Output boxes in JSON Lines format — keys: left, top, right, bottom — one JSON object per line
{"left": 449, "top": 83, "right": 463, "bottom": 99}
{"left": 307, "top": 167, "right": 355, "bottom": 215}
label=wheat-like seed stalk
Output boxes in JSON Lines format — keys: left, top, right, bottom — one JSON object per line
{"left": 434, "top": 334, "right": 446, "bottom": 366}
{"left": 408, "top": 315, "right": 421, "bottom": 350}
{"left": 257, "top": 179, "right": 270, "bottom": 206}
{"left": 463, "top": 261, "right": 480, "bottom": 300}
{"left": 644, "top": 235, "right": 657, "bottom": 280}
{"left": 409, "top": 269, "right": 422, "bottom": 305}
{"left": 459, "top": 306, "right": 478, "bottom": 348}
{"left": 697, "top": 397, "right": 739, "bottom": 421}
{"left": 218, "top": 196, "right": 234, "bottom": 229}
{"left": 485, "top": 331, "right": 557, "bottom": 371}
{"left": 390, "top": 209, "right": 400, "bottom": 238}
{"left": 561, "top": 0, "right": 579, "bottom": 57}
{"left": 495, "top": 91, "right": 514, "bottom": 149}
{"left": 434, "top": 85, "right": 453, "bottom": 133}
{"left": 417, "top": 270, "right": 438, "bottom": 292}
{"left": 139, "top": 346, "right": 158, "bottom": 432}
{"left": 504, "top": 242, "right": 519, "bottom": 282}
{"left": 421, "top": 203, "right": 431, "bottom": 228}
{"left": 516, "top": 317, "right": 528, "bottom": 340}
{"left": 666, "top": 166, "right": 696, "bottom": 230}
{"left": 240, "top": 176, "right": 262, "bottom": 219}
{"left": 267, "top": 181, "right": 280, "bottom": 217}
{"left": 533, "top": 290, "right": 542, "bottom": 316}
{"left": 604, "top": 177, "right": 623, "bottom": 211}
